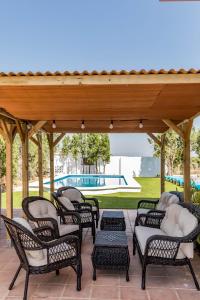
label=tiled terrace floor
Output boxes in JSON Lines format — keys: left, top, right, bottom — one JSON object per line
{"left": 0, "top": 209, "right": 200, "bottom": 300}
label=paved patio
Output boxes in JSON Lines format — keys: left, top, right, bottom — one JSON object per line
{"left": 0, "top": 209, "right": 200, "bottom": 300}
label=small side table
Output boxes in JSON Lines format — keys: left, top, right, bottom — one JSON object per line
{"left": 100, "top": 210, "right": 126, "bottom": 231}
{"left": 92, "top": 230, "right": 130, "bottom": 281}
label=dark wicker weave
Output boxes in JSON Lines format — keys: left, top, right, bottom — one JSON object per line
{"left": 133, "top": 203, "right": 200, "bottom": 290}
{"left": 22, "top": 196, "right": 82, "bottom": 242}
{"left": 100, "top": 211, "right": 126, "bottom": 231}
{"left": 56, "top": 186, "right": 99, "bottom": 228}
{"left": 1, "top": 215, "right": 82, "bottom": 300}
{"left": 52, "top": 192, "right": 96, "bottom": 243}
{"left": 92, "top": 231, "right": 130, "bottom": 281}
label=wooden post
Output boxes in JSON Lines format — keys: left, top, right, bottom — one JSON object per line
{"left": 183, "top": 120, "right": 193, "bottom": 202}
{"left": 160, "top": 134, "right": 166, "bottom": 194}
{"left": 1, "top": 121, "right": 13, "bottom": 219}
{"left": 21, "top": 123, "right": 29, "bottom": 198}
{"left": 47, "top": 133, "right": 54, "bottom": 197}
{"left": 37, "top": 132, "right": 43, "bottom": 197}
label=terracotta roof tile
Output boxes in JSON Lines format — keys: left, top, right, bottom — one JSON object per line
{"left": 0, "top": 69, "right": 200, "bottom": 76}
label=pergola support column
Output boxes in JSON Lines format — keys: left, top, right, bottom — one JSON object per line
{"left": 147, "top": 133, "right": 165, "bottom": 194}
{"left": 163, "top": 119, "right": 193, "bottom": 202}
{"left": 1, "top": 121, "right": 14, "bottom": 219}
{"left": 47, "top": 133, "right": 55, "bottom": 198}
{"left": 183, "top": 120, "right": 193, "bottom": 202}
{"left": 160, "top": 134, "right": 166, "bottom": 194}
{"left": 37, "top": 133, "right": 43, "bottom": 197}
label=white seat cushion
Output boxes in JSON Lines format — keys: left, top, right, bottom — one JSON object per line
{"left": 58, "top": 224, "right": 79, "bottom": 236}
{"left": 62, "top": 189, "right": 82, "bottom": 202}
{"left": 58, "top": 196, "right": 75, "bottom": 211}
{"left": 135, "top": 225, "right": 185, "bottom": 259}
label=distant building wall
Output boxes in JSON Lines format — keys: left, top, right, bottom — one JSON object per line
{"left": 55, "top": 154, "right": 160, "bottom": 177}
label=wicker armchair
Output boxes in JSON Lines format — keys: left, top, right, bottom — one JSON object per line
{"left": 22, "top": 196, "right": 82, "bottom": 242}
{"left": 56, "top": 186, "right": 99, "bottom": 228}
{"left": 133, "top": 203, "right": 200, "bottom": 290}
{"left": 1, "top": 215, "right": 82, "bottom": 300}
{"left": 52, "top": 192, "right": 96, "bottom": 243}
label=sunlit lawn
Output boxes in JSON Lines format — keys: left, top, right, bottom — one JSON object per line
{"left": 1, "top": 177, "right": 183, "bottom": 209}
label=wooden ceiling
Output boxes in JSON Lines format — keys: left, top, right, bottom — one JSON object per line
{"left": 0, "top": 70, "right": 200, "bottom": 133}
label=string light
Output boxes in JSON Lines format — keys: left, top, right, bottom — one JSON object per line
{"left": 81, "top": 120, "right": 85, "bottom": 130}
{"left": 52, "top": 120, "right": 56, "bottom": 129}
{"left": 109, "top": 120, "right": 114, "bottom": 130}
{"left": 139, "top": 120, "right": 143, "bottom": 129}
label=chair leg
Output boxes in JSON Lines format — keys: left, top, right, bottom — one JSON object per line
{"left": 92, "top": 223, "right": 96, "bottom": 243}
{"left": 132, "top": 234, "right": 136, "bottom": 255}
{"left": 23, "top": 271, "right": 29, "bottom": 300}
{"left": 141, "top": 263, "right": 147, "bottom": 290}
{"left": 187, "top": 259, "right": 200, "bottom": 290}
{"left": 77, "top": 264, "right": 82, "bottom": 291}
{"left": 9, "top": 265, "right": 22, "bottom": 290}
{"left": 56, "top": 270, "right": 60, "bottom": 276}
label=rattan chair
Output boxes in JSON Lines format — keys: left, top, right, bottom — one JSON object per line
{"left": 133, "top": 203, "right": 200, "bottom": 290}
{"left": 52, "top": 192, "right": 96, "bottom": 243}
{"left": 56, "top": 186, "right": 99, "bottom": 228}
{"left": 22, "top": 196, "right": 82, "bottom": 242}
{"left": 1, "top": 215, "right": 82, "bottom": 300}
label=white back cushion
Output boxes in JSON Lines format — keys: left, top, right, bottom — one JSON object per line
{"left": 62, "top": 189, "right": 82, "bottom": 202}
{"left": 29, "top": 200, "right": 58, "bottom": 221}
{"left": 13, "top": 217, "right": 44, "bottom": 261}
{"left": 58, "top": 196, "right": 75, "bottom": 211}
{"left": 161, "top": 204, "right": 198, "bottom": 258}
{"left": 157, "top": 192, "right": 172, "bottom": 210}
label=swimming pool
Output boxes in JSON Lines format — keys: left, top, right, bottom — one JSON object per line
{"left": 45, "top": 174, "right": 127, "bottom": 189}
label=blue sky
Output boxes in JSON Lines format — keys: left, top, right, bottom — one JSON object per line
{"left": 0, "top": 0, "right": 200, "bottom": 155}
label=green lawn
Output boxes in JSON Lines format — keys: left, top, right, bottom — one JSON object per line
{"left": 1, "top": 177, "right": 183, "bottom": 209}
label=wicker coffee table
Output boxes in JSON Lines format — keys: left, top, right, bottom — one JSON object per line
{"left": 92, "top": 231, "right": 130, "bottom": 281}
{"left": 100, "top": 210, "right": 126, "bottom": 231}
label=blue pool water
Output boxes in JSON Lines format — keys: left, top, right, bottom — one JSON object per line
{"left": 45, "top": 174, "right": 127, "bottom": 188}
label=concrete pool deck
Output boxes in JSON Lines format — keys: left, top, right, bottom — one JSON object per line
{"left": 29, "top": 174, "right": 141, "bottom": 195}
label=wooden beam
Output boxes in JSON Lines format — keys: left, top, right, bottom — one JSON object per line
{"left": 147, "top": 133, "right": 161, "bottom": 147}
{"left": 47, "top": 133, "right": 54, "bottom": 198}
{"left": 1, "top": 73, "right": 200, "bottom": 86}
{"left": 28, "top": 121, "right": 47, "bottom": 138}
{"left": 1, "top": 120, "right": 11, "bottom": 143}
{"left": 16, "top": 120, "right": 25, "bottom": 142}
{"left": 162, "top": 119, "right": 184, "bottom": 139}
{"left": 53, "top": 133, "right": 65, "bottom": 147}
{"left": 30, "top": 136, "right": 39, "bottom": 147}
{"left": 183, "top": 120, "right": 193, "bottom": 203}
{"left": 160, "top": 134, "right": 166, "bottom": 194}
{"left": 37, "top": 133, "right": 43, "bottom": 197}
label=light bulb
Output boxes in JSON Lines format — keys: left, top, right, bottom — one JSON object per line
{"left": 139, "top": 120, "right": 143, "bottom": 129}
{"left": 81, "top": 121, "right": 85, "bottom": 130}
{"left": 109, "top": 121, "right": 113, "bottom": 130}
{"left": 52, "top": 120, "right": 56, "bottom": 129}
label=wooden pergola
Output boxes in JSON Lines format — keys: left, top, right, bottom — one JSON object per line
{"left": 0, "top": 68, "right": 200, "bottom": 218}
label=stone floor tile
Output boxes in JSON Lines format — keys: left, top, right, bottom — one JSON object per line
{"left": 91, "top": 285, "right": 120, "bottom": 299}
{"left": 120, "top": 287, "right": 148, "bottom": 300}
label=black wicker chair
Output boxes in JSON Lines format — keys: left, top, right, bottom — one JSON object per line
{"left": 52, "top": 192, "right": 96, "bottom": 243}
{"left": 133, "top": 203, "right": 200, "bottom": 290}
{"left": 1, "top": 215, "right": 82, "bottom": 300}
{"left": 22, "top": 196, "right": 82, "bottom": 242}
{"left": 56, "top": 186, "right": 99, "bottom": 228}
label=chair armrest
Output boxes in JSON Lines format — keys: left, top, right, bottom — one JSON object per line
{"left": 136, "top": 213, "right": 164, "bottom": 228}
{"left": 77, "top": 202, "right": 92, "bottom": 211}
{"left": 33, "top": 217, "right": 59, "bottom": 238}
{"left": 137, "top": 199, "right": 159, "bottom": 210}
{"left": 33, "top": 225, "right": 55, "bottom": 241}
{"left": 84, "top": 197, "right": 99, "bottom": 209}
{"left": 62, "top": 211, "right": 81, "bottom": 225}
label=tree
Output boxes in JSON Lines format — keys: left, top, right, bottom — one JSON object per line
{"left": 0, "top": 136, "right": 6, "bottom": 182}
{"left": 148, "top": 131, "right": 184, "bottom": 175}
{"left": 99, "top": 134, "right": 110, "bottom": 172}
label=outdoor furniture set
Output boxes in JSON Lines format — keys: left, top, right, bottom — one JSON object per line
{"left": 1, "top": 189, "right": 200, "bottom": 300}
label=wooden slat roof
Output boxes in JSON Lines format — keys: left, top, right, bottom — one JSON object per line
{"left": 0, "top": 69, "right": 200, "bottom": 133}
